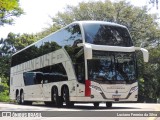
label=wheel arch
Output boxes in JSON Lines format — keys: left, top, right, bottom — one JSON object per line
{"left": 20, "top": 88, "right": 23, "bottom": 94}
{"left": 15, "top": 89, "right": 19, "bottom": 98}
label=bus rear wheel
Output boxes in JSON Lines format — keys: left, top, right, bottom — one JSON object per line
{"left": 52, "top": 87, "right": 63, "bottom": 107}
{"left": 16, "top": 93, "right": 20, "bottom": 104}
{"left": 106, "top": 102, "right": 112, "bottom": 108}
{"left": 62, "top": 87, "right": 74, "bottom": 107}
{"left": 20, "top": 92, "right": 32, "bottom": 105}
{"left": 20, "top": 92, "right": 24, "bottom": 104}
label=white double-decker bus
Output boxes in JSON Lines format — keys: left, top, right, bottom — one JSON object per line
{"left": 10, "top": 21, "right": 149, "bottom": 107}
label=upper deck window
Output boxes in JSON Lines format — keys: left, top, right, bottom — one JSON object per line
{"left": 83, "top": 23, "right": 133, "bottom": 47}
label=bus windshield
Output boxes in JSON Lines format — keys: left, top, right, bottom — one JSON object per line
{"left": 83, "top": 23, "right": 133, "bottom": 47}
{"left": 87, "top": 51, "right": 137, "bottom": 83}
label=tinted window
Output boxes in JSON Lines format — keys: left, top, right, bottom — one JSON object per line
{"left": 50, "top": 63, "right": 68, "bottom": 82}
{"left": 11, "top": 24, "right": 82, "bottom": 67}
{"left": 42, "top": 30, "right": 63, "bottom": 55}
{"left": 11, "top": 42, "right": 44, "bottom": 67}
{"left": 33, "top": 63, "right": 68, "bottom": 83}
{"left": 23, "top": 63, "right": 68, "bottom": 86}
{"left": 88, "top": 51, "right": 137, "bottom": 84}
{"left": 35, "top": 73, "right": 43, "bottom": 84}
{"left": 64, "top": 24, "right": 83, "bottom": 64}
{"left": 83, "top": 23, "right": 133, "bottom": 47}
{"left": 63, "top": 24, "right": 82, "bottom": 47}
{"left": 23, "top": 72, "right": 35, "bottom": 85}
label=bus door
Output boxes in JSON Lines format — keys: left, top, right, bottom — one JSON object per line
{"left": 41, "top": 73, "right": 52, "bottom": 101}
{"left": 23, "top": 72, "right": 43, "bottom": 100}
{"left": 34, "top": 72, "right": 44, "bottom": 101}
{"left": 75, "top": 62, "right": 85, "bottom": 97}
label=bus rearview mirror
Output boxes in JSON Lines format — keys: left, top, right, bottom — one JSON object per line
{"left": 135, "top": 47, "right": 149, "bottom": 62}
{"left": 84, "top": 44, "right": 92, "bottom": 59}
{"left": 140, "top": 48, "right": 149, "bottom": 62}
{"left": 77, "top": 43, "right": 92, "bottom": 59}
{"left": 78, "top": 43, "right": 149, "bottom": 62}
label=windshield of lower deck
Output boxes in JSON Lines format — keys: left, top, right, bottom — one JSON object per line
{"left": 87, "top": 51, "right": 137, "bottom": 82}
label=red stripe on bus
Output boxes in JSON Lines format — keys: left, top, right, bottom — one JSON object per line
{"left": 85, "top": 80, "right": 91, "bottom": 96}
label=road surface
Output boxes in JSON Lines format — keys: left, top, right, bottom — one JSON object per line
{"left": 0, "top": 102, "right": 160, "bottom": 120}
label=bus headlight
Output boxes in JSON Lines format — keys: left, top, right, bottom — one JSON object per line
{"left": 129, "top": 86, "right": 138, "bottom": 94}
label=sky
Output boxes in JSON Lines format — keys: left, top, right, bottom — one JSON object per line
{"left": 0, "top": 0, "right": 159, "bottom": 39}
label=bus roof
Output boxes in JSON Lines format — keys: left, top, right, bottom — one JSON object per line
{"left": 12, "top": 21, "right": 127, "bottom": 56}
{"left": 74, "top": 21, "right": 126, "bottom": 28}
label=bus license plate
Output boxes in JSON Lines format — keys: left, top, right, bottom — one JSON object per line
{"left": 112, "top": 95, "right": 121, "bottom": 99}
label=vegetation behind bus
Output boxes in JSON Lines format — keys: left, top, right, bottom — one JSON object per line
{"left": 0, "top": 0, "right": 160, "bottom": 102}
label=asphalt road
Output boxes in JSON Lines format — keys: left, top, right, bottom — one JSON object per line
{"left": 0, "top": 102, "right": 160, "bottom": 120}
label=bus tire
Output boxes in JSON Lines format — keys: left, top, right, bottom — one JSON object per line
{"left": 16, "top": 91, "right": 20, "bottom": 104}
{"left": 20, "top": 91, "right": 32, "bottom": 105}
{"left": 62, "top": 87, "right": 74, "bottom": 107}
{"left": 20, "top": 91, "right": 25, "bottom": 104}
{"left": 93, "top": 102, "right": 99, "bottom": 107}
{"left": 52, "top": 87, "right": 63, "bottom": 107}
{"left": 106, "top": 102, "right": 112, "bottom": 108}
{"left": 44, "top": 102, "right": 53, "bottom": 106}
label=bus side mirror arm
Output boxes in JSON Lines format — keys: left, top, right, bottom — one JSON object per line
{"left": 77, "top": 43, "right": 92, "bottom": 59}
{"left": 135, "top": 47, "right": 149, "bottom": 62}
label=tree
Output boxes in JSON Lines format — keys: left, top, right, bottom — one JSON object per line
{"left": 4, "top": 32, "right": 38, "bottom": 51}
{"left": 0, "top": 0, "right": 23, "bottom": 26}
{"left": 149, "top": 0, "right": 159, "bottom": 9}
{"left": 0, "top": 33, "right": 38, "bottom": 81}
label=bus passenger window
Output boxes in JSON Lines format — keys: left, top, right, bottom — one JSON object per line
{"left": 35, "top": 73, "right": 43, "bottom": 84}
{"left": 43, "top": 73, "right": 50, "bottom": 83}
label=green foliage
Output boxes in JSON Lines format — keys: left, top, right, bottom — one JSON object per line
{"left": 0, "top": 0, "right": 23, "bottom": 26}
{"left": 145, "top": 46, "right": 160, "bottom": 98}
{"left": 0, "top": 75, "right": 9, "bottom": 102}
{"left": 0, "top": 56, "right": 10, "bottom": 78}
{"left": 149, "top": 0, "right": 159, "bottom": 9}
{"left": 137, "top": 46, "right": 160, "bottom": 100}
{"left": 4, "top": 32, "right": 38, "bottom": 51}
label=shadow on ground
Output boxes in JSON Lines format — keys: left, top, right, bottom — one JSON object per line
{"left": 28, "top": 102, "right": 140, "bottom": 110}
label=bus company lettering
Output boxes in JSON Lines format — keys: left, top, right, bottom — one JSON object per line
{"left": 12, "top": 50, "right": 65, "bottom": 73}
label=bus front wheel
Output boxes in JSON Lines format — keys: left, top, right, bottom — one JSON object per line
{"left": 93, "top": 102, "right": 99, "bottom": 107}
{"left": 16, "top": 93, "right": 20, "bottom": 104}
{"left": 20, "top": 92, "right": 24, "bottom": 104}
